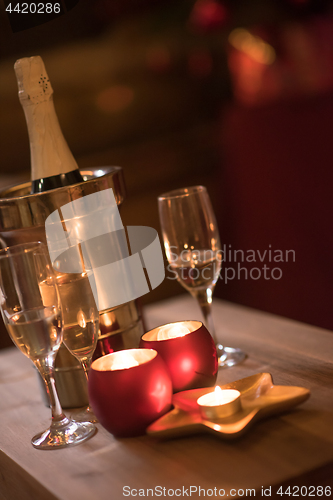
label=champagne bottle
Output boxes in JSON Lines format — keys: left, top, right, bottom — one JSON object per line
{"left": 14, "top": 56, "right": 84, "bottom": 194}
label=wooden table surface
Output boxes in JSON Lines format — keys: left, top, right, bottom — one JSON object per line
{"left": 0, "top": 296, "right": 333, "bottom": 499}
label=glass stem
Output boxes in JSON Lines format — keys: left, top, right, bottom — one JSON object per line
{"left": 80, "top": 358, "right": 91, "bottom": 382}
{"left": 35, "top": 356, "right": 67, "bottom": 426}
{"left": 192, "top": 288, "right": 221, "bottom": 348}
{"left": 79, "top": 357, "right": 95, "bottom": 415}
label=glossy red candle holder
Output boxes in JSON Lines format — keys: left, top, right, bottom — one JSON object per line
{"left": 139, "top": 320, "right": 218, "bottom": 393}
{"left": 88, "top": 349, "right": 172, "bottom": 437}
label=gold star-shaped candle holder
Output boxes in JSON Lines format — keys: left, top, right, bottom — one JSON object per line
{"left": 147, "top": 373, "right": 310, "bottom": 439}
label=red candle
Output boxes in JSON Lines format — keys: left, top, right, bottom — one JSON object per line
{"left": 88, "top": 349, "right": 172, "bottom": 437}
{"left": 140, "top": 320, "right": 218, "bottom": 393}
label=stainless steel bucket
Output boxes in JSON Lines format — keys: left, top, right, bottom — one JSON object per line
{"left": 0, "top": 166, "right": 144, "bottom": 408}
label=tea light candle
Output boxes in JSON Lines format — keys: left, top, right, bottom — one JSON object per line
{"left": 140, "top": 320, "right": 218, "bottom": 393}
{"left": 197, "top": 386, "right": 241, "bottom": 420}
{"left": 88, "top": 349, "right": 172, "bottom": 437}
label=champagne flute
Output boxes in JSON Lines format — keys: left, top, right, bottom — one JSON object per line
{"left": 46, "top": 242, "right": 99, "bottom": 423}
{"left": 158, "top": 186, "right": 246, "bottom": 367}
{"left": 58, "top": 270, "right": 99, "bottom": 423}
{"left": 0, "top": 241, "right": 96, "bottom": 449}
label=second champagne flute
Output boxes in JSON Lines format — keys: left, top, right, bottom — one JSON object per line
{"left": 42, "top": 242, "right": 99, "bottom": 423}
{"left": 158, "top": 186, "right": 246, "bottom": 367}
{"left": 57, "top": 270, "right": 99, "bottom": 422}
{"left": 57, "top": 244, "right": 99, "bottom": 423}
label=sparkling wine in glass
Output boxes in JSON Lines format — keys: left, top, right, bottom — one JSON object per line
{"left": 0, "top": 241, "right": 96, "bottom": 449}
{"left": 41, "top": 243, "right": 99, "bottom": 423}
{"left": 58, "top": 270, "right": 99, "bottom": 422}
{"left": 158, "top": 186, "right": 246, "bottom": 367}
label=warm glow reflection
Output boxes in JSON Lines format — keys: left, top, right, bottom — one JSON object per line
{"left": 50, "top": 326, "right": 58, "bottom": 341}
{"left": 143, "top": 321, "right": 201, "bottom": 341}
{"left": 180, "top": 357, "right": 193, "bottom": 372}
{"left": 101, "top": 312, "right": 115, "bottom": 327}
{"left": 93, "top": 349, "right": 157, "bottom": 371}
{"left": 73, "top": 222, "right": 81, "bottom": 239}
{"left": 150, "top": 379, "right": 169, "bottom": 412}
{"left": 157, "top": 323, "right": 191, "bottom": 340}
{"left": 111, "top": 351, "right": 140, "bottom": 371}
{"left": 229, "top": 28, "right": 276, "bottom": 65}
{"left": 77, "top": 309, "right": 86, "bottom": 329}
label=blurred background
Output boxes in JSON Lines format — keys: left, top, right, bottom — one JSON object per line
{"left": 0, "top": 0, "right": 333, "bottom": 340}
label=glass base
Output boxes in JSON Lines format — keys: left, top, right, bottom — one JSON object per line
{"left": 71, "top": 405, "right": 98, "bottom": 424}
{"left": 31, "top": 416, "right": 96, "bottom": 450}
{"left": 216, "top": 344, "right": 247, "bottom": 368}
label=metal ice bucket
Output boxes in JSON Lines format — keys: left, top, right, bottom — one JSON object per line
{"left": 0, "top": 166, "right": 144, "bottom": 408}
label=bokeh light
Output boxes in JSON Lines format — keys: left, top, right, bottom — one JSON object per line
{"left": 229, "top": 28, "right": 276, "bottom": 65}
{"left": 96, "top": 85, "right": 134, "bottom": 113}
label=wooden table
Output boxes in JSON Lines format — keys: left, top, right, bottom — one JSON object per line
{"left": 0, "top": 296, "right": 333, "bottom": 499}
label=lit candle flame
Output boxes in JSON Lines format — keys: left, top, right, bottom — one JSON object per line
{"left": 213, "top": 386, "right": 240, "bottom": 405}
{"left": 214, "top": 386, "right": 225, "bottom": 404}
{"left": 197, "top": 387, "right": 240, "bottom": 407}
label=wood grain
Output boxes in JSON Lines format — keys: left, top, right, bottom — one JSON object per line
{"left": 0, "top": 296, "right": 332, "bottom": 499}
